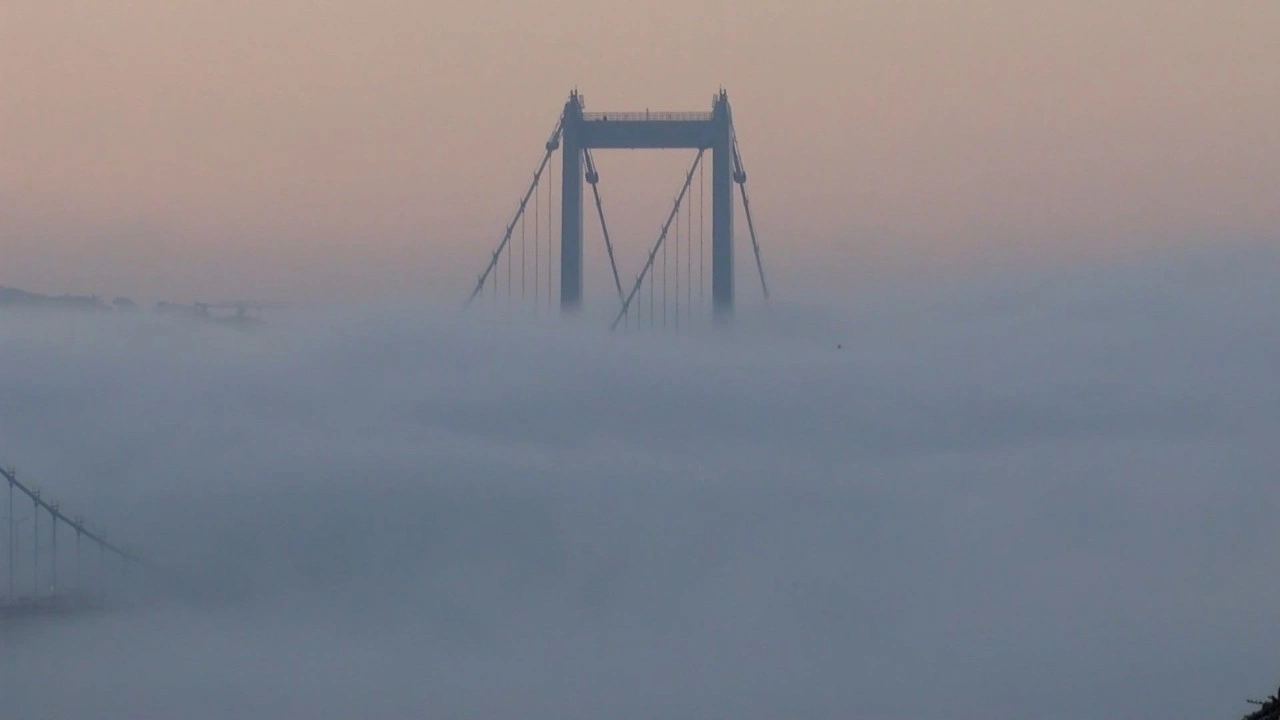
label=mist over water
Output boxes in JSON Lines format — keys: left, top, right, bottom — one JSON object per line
{"left": 2, "top": 244, "right": 1279, "bottom": 719}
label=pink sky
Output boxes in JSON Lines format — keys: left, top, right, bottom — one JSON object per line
{"left": 2, "top": 0, "right": 1276, "bottom": 304}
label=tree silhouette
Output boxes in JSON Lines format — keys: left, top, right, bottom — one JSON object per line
{"left": 1243, "top": 684, "right": 1280, "bottom": 720}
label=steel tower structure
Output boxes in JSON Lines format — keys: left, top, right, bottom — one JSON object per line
{"left": 466, "top": 89, "right": 767, "bottom": 326}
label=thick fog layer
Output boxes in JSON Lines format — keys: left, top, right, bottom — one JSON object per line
{"left": 2, "top": 245, "right": 1278, "bottom": 719}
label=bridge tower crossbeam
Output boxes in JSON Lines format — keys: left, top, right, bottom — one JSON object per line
{"left": 559, "top": 90, "right": 737, "bottom": 318}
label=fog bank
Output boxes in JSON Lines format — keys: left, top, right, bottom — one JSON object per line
{"left": 2, "top": 244, "right": 1278, "bottom": 719}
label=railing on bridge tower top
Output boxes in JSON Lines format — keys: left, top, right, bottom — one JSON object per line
{"left": 464, "top": 89, "right": 769, "bottom": 330}
{"left": 580, "top": 111, "right": 716, "bottom": 122}
{"left": 2, "top": 463, "right": 143, "bottom": 618}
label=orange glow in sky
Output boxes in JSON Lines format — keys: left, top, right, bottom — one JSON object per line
{"left": 2, "top": 0, "right": 1277, "bottom": 302}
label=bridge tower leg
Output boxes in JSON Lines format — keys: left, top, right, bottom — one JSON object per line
{"left": 711, "top": 91, "right": 734, "bottom": 319}
{"left": 560, "top": 92, "right": 585, "bottom": 312}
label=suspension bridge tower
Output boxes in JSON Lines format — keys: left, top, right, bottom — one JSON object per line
{"left": 466, "top": 89, "right": 768, "bottom": 329}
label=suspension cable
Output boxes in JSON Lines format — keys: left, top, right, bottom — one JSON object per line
{"left": 731, "top": 129, "right": 770, "bottom": 301}
{"left": 699, "top": 159, "right": 705, "bottom": 306}
{"left": 465, "top": 119, "right": 563, "bottom": 309}
{"left": 611, "top": 149, "right": 706, "bottom": 331}
{"left": 583, "top": 149, "right": 625, "bottom": 303}
{"left": 1, "top": 466, "right": 139, "bottom": 569}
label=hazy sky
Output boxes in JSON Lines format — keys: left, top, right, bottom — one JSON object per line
{"left": 2, "top": 0, "right": 1277, "bottom": 302}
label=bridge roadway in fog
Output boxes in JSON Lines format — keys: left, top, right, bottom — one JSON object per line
{"left": 2, "top": 464, "right": 143, "bottom": 620}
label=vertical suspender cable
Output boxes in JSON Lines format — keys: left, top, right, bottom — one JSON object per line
{"left": 662, "top": 218, "right": 668, "bottom": 329}
{"left": 465, "top": 119, "right": 562, "bottom": 310}
{"left": 521, "top": 209, "right": 527, "bottom": 301}
{"left": 1, "top": 466, "right": 146, "bottom": 606}
{"left": 548, "top": 158, "right": 555, "bottom": 306}
{"left": 609, "top": 149, "right": 705, "bottom": 332}
{"left": 506, "top": 210, "right": 512, "bottom": 304}
{"left": 674, "top": 193, "right": 680, "bottom": 329}
{"left": 699, "top": 160, "right": 705, "bottom": 307}
{"left": 7, "top": 478, "right": 12, "bottom": 603}
{"left": 32, "top": 496, "right": 38, "bottom": 596}
{"left": 686, "top": 173, "right": 692, "bottom": 323}
{"left": 649, "top": 254, "right": 655, "bottom": 329}
{"left": 534, "top": 169, "right": 540, "bottom": 314}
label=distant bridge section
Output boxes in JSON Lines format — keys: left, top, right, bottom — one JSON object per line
{"left": 2, "top": 464, "right": 142, "bottom": 619}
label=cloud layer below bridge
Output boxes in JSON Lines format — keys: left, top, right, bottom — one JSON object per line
{"left": 1, "top": 241, "right": 1278, "bottom": 719}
